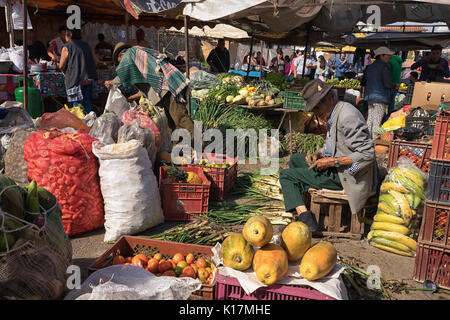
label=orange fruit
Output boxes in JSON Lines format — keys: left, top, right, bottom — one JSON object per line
{"left": 168, "top": 259, "right": 176, "bottom": 269}
{"left": 186, "top": 253, "right": 195, "bottom": 265}
{"left": 190, "top": 264, "right": 199, "bottom": 275}
{"left": 205, "top": 267, "right": 212, "bottom": 274}
{"left": 197, "top": 268, "right": 210, "bottom": 282}
{"left": 172, "top": 253, "right": 185, "bottom": 265}
{"left": 153, "top": 253, "right": 163, "bottom": 261}
{"left": 146, "top": 259, "right": 159, "bottom": 274}
{"left": 125, "top": 257, "right": 132, "bottom": 263}
{"left": 112, "top": 255, "right": 125, "bottom": 265}
{"left": 131, "top": 256, "right": 145, "bottom": 268}
{"left": 158, "top": 260, "right": 172, "bottom": 273}
{"left": 134, "top": 254, "right": 149, "bottom": 264}
{"left": 177, "top": 261, "right": 189, "bottom": 269}
{"left": 196, "top": 258, "right": 207, "bottom": 268}
{"left": 180, "top": 266, "right": 196, "bottom": 279}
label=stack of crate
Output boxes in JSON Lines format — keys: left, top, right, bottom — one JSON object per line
{"left": 413, "top": 113, "right": 450, "bottom": 290}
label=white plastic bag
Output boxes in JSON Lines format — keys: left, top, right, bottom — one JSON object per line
{"left": 64, "top": 265, "right": 202, "bottom": 300}
{"left": 8, "top": 46, "right": 24, "bottom": 73}
{"left": 92, "top": 140, "right": 164, "bottom": 243}
{"left": 104, "top": 88, "right": 129, "bottom": 120}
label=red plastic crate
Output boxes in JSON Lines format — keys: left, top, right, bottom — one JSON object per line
{"left": 214, "top": 273, "right": 334, "bottom": 300}
{"left": 88, "top": 236, "right": 215, "bottom": 299}
{"left": 413, "top": 242, "right": 450, "bottom": 290}
{"left": 159, "top": 166, "right": 211, "bottom": 221}
{"left": 387, "top": 140, "right": 432, "bottom": 173}
{"left": 192, "top": 153, "right": 238, "bottom": 201}
{"left": 431, "top": 113, "right": 450, "bottom": 161}
{"left": 419, "top": 201, "right": 450, "bottom": 250}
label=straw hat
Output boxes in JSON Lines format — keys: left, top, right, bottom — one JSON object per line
{"left": 113, "top": 42, "right": 131, "bottom": 66}
{"left": 301, "top": 79, "right": 334, "bottom": 112}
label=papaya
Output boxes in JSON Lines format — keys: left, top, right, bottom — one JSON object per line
{"left": 299, "top": 241, "right": 337, "bottom": 281}
{"left": 281, "top": 221, "right": 312, "bottom": 261}
{"left": 222, "top": 233, "right": 254, "bottom": 271}
{"left": 242, "top": 216, "right": 273, "bottom": 247}
{"left": 253, "top": 243, "right": 288, "bottom": 285}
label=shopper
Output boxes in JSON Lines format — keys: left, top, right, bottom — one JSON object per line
{"left": 207, "top": 39, "right": 230, "bottom": 73}
{"left": 270, "top": 48, "right": 286, "bottom": 76}
{"left": 388, "top": 53, "right": 403, "bottom": 116}
{"left": 58, "top": 29, "right": 98, "bottom": 113}
{"left": 28, "top": 30, "right": 50, "bottom": 63}
{"left": 411, "top": 44, "right": 450, "bottom": 81}
{"left": 255, "top": 51, "right": 266, "bottom": 66}
{"left": 288, "top": 50, "right": 302, "bottom": 76}
{"left": 47, "top": 25, "right": 67, "bottom": 62}
{"left": 315, "top": 55, "right": 329, "bottom": 81}
{"left": 94, "top": 33, "right": 113, "bottom": 57}
{"left": 361, "top": 46, "right": 397, "bottom": 139}
{"left": 284, "top": 56, "right": 291, "bottom": 76}
{"left": 336, "top": 53, "right": 350, "bottom": 80}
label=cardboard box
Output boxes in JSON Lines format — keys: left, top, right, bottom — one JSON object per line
{"left": 411, "top": 81, "right": 450, "bottom": 111}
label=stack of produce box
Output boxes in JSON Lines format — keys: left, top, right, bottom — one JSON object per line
{"left": 414, "top": 112, "right": 450, "bottom": 290}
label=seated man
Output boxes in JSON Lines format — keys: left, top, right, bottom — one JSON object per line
{"left": 279, "top": 79, "right": 378, "bottom": 231}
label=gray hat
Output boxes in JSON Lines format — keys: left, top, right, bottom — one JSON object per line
{"left": 301, "top": 79, "right": 334, "bottom": 112}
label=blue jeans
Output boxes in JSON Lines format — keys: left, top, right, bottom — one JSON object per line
{"left": 74, "top": 84, "right": 93, "bottom": 114}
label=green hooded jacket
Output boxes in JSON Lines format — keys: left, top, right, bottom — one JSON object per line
{"left": 389, "top": 55, "right": 403, "bottom": 84}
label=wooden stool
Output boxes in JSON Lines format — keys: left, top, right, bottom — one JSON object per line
{"left": 308, "top": 188, "right": 365, "bottom": 240}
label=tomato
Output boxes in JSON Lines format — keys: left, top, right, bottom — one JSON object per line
{"left": 172, "top": 253, "right": 185, "bottom": 265}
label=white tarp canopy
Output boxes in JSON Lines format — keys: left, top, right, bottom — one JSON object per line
{"left": 168, "top": 23, "right": 250, "bottom": 39}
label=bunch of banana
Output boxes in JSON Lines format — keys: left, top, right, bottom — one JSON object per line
{"left": 369, "top": 165, "right": 425, "bottom": 257}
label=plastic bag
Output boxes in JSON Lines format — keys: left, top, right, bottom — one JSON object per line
{"left": 82, "top": 111, "right": 97, "bottom": 128}
{"left": 64, "top": 104, "right": 85, "bottom": 119}
{"left": 0, "top": 177, "right": 72, "bottom": 300}
{"left": 381, "top": 114, "right": 406, "bottom": 132}
{"left": 190, "top": 70, "right": 221, "bottom": 90}
{"left": 92, "top": 140, "right": 164, "bottom": 243}
{"left": 118, "top": 121, "right": 157, "bottom": 166}
{"left": 369, "top": 158, "right": 426, "bottom": 257}
{"left": 4, "top": 129, "right": 36, "bottom": 185}
{"left": 89, "top": 113, "right": 121, "bottom": 145}
{"left": 64, "top": 265, "right": 202, "bottom": 300}
{"left": 0, "top": 107, "right": 35, "bottom": 135}
{"left": 104, "top": 88, "right": 129, "bottom": 120}
{"left": 24, "top": 130, "right": 105, "bottom": 236}
{"left": 121, "top": 110, "right": 161, "bottom": 151}
{"left": 41, "top": 108, "right": 90, "bottom": 132}
{"left": 8, "top": 46, "right": 24, "bottom": 73}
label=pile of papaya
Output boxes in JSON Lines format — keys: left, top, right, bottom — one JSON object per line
{"left": 221, "top": 216, "right": 338, "bottom": 285}
{"left": 369, "top": 160, "right": 425, "bottom": 257}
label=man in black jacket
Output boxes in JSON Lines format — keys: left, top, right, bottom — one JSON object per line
{"left": 207, "top": 39, "right": 230, "bottom": 73}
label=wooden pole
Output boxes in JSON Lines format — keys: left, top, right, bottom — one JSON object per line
{"left": 23, "top": 0, "right": 28, "bottom": 112}
{"left": 184, "top": 15, "right": 191, "bottom": 116}
{"left": 125, "top": 12, "right": 130, "bottom": 42}
{"left": 246, "top": 34, "right": 254, "bottom": 80}
{"left": 302, "top": 25, "right": 311, "bottom": 79}
{"left": 259, "top": 40, "right": 263, "bottom": 80}
{"left": 5, "top": 0, "right": 14, "bottom": 47}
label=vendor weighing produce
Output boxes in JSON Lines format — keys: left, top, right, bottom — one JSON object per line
{"left": 279, "top": 79, "right": 378, "bottom": 231}
{"left": 105, "top": 43, "right": 194, "bottom": 139}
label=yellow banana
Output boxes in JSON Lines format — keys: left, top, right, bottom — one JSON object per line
{"left": 371, "top": 222, "right": 410, "bottom": 235}
{"left": 373, "top": 213, "right": 406, "bottom": 225}
{"left": 380, "top": 182, "right": 409, "bottom": 193}
{"left": 389, "top": 190, "right": 412, "bottom": 226}
{"left": 369, "top": 230, "right": 418, "bottom": 251}
{"left": 370, "top": 242, "right": 414, "bottom": 257}
{"left": 369, "top": 237, "right": 412, "bottom": 253}
{"left": 394, "top": 167, "right": 424, "bottom": 188}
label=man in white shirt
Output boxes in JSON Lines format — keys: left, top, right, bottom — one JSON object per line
{"left": 294, "top": 51, "right": 314, "bottom": 78}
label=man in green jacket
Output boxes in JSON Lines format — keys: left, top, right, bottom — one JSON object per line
{"left": 388, "top": 54, "right": 403, "bottom": 117}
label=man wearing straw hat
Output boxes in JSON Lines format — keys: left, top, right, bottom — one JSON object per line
{"left": 279, "top": 79, "right": 377, "bottom": 231}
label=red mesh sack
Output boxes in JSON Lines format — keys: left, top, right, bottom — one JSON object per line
{"left": 121, "top": 110, "right": 161, "bottom": 151}
{"left": 23, "top": 129, "right": 104, "bottom": 236}
{"left": 41, "top": 108, "right": 90, "bottom": 132}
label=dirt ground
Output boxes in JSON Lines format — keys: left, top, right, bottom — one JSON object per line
{"left": 70, "top": 156, "right": 449, "bottom": 300}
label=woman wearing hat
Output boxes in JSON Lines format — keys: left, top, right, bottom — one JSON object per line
{"left": 361, "top": 46, "right": 397, "bottom": 139}
{"left": 279, "top": 79, "right": 377, "bottom": 231}
{"left": 105, "top": 43, "right": 194, "bottom": 141}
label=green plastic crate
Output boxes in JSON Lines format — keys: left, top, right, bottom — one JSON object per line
{"left": 283, "top": 89, "right": 306, "bottom": 110}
